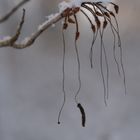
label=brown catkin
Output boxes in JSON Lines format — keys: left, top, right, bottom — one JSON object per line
{"left": 77, "top": 103, "right": 86, "bottom": 127}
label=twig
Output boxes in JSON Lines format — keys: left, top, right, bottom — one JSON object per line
{"left": 0, "top": 0, "right": 30, "bottom": 23}
{"left": 0, "top": 11, "right": 63, "bottom": 49}
{"left": 0, "top": 9, "right": 25, "bottom": 47}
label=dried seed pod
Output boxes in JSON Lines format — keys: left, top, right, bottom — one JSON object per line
{"left": 62, "top": 8, "right": 71, "bottom": 17}
{"left": 109, "top": 11, "right": 115, "bottom": 17}
{"left": 63, "top": 23, "right": 68, "bottom": 30}
{"left": 91, "top": 25, "right": 96, "bottom": 33}
{"left": 103, "top": 20, "right": 108, "bottom": 29}
{"left": 104, "top": 12, "right": 110, "bottom": 18}
{"left": 75, "top": 32, "right": 80, "bottom": 41}
{"left": 77, "top": 103, "right": 86, "bottom": 127}
{"left": 114, "top": 4, "right": 119, "bottom": 14}
{"left": 95, "top": 16, "right": 101, "bottom": 29}
{"left": 68, "top": 17, "right": 75, "bottom": 24}
{"left": 110, "top": 3, "right": 119, "bottom": 14}
{"left": 73, "top": 7, "right": 80, "bottom": 14}
{"left": 96, "top": 11, "right": 103, "bottom": 16}
{"left": 96, "top": 1, "right": 102, "bottom": 4}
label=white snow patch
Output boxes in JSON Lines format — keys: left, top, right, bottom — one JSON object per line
{"left": 38, "top": 0, "right": 113, "bottom": 30}
{"left": 0, "top": 36, "right": 11, "bottom": 41}
{"left": 58, "top": 0, "right": 112, "bottom": 12}
{"left": 22, "top": 37, "right": 30, "bottom": 44}
{"left": 38, "top": 13, "right": 59, "bottom": 30}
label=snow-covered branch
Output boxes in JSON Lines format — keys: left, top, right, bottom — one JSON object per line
{"left": 0, "top": 11, "right": 63, "bottom": 49}
{"left": 0, "top": 0, "right": 119, "bottom": 49}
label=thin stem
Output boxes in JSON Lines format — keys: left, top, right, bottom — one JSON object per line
{"left": 0, "top": 9, "right": 25, "bottom": 46}
{"left": 80, "top": 9, "right": 97, "bottom": 68}
{"left": 0, "top": 0, "right": 30, "bottom": 23}
{"left": 108, "top": 19, "right": 121, "bottom": 76}
{"left": 73, "top": 14, "right": 81, "bottom": 104}
{"left": 119, "top": 45, "right": 127, "bottom": 95}
{"left": 99, "top": 29, "right": 107, "bottom": 106}
{"left": 92, "top": 3, "right": 121, "bottom": 76}
{"left": 58, "top": 28, "right": 66, "bottom": 124}
{"left": 89, "top": 30, "right": 98, "bottom": 68}
{"left": 74, "top": 39, "right": 81, "bottom": 104}
{"left": 0, "top": 12, "right": 63, "bottom": 48}
{"left": 101, "top": 30, "right": 109, "bottom": 100}
{"left": 107, "top": 17, "right": 126, "bottom": 95}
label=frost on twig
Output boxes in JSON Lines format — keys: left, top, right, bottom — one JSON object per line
{"left": 0, "top": 0, "right": 30, "bottom": 23}
{"left": 0, "top": 0, "right": 117, "bottom": 49}
{"left": 0, "top": 11, "right": 62, "bottom": 49}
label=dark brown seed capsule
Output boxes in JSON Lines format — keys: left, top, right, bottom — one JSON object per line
{"left": 110, "top": 11, "right": 115, "bottom": 17}
{"left": 114, "top": 4, "right": 119, "bottom": 14}
{"left": 96, "top": 11, "right": 103, "bottom": 16}
{"left": 75, "top": 32, "right": 80, "bottom": 41}
{"left": 77, "top": 103, "right": 86, "bottom": 127}
{"left": 73, "top": 7, "right": 80, "bottom": 14}
{"left": 68, "top": 17, "right": 75, "bottom": 24}
{"left": 63, "top": 23, "right": 68, "bottom": 30}
{"left": 103, "top": 20, "right": 108, "bottom": 29}
{"left": 104, "top": 12, "right": 110, "bottom": 18}
{"left": 91, "top": 25, "right": 96, "bottom": 33}
{"left": 95, "top": 16, "right": 101, "bottom": 29}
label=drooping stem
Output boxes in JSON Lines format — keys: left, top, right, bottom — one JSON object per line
{"left": 80, "top": 9, "right": 97, "bottom": 68}
{"left": 58, "top": 28, "right": 66, "bottom": 124}
{"left": 73, "top": 14, "right": 81, "bottom": 104}
{"left": 99, "top": 29, "right": 107, "bottom": 106}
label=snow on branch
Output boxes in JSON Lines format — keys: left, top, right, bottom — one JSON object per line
{"left": 0, "top": 0, "right": 118, "bottom": 49}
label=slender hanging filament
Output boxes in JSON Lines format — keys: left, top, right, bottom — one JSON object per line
{"left": 58, "top": 28, "right": 66, "bottom": 124}
{"left": 57, "top": 1, "right": 125, "bottom": 126}
{"left": 73, "top": 14, "right": 81, "bottom": 104}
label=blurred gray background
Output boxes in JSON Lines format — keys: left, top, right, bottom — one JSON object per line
{"left": 0, "top": 0, "right": 140, "bottom": 140}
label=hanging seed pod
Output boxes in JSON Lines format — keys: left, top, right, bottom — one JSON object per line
{"left": 63, "top": 23, "right": 68, "bottom": 30}
{"left": 96, "top": 11, "right": 103, "bottom": 16}
{"left": 77, "top": 103, "right": 86, "bottom": 127}
{"left": 95, "top": 16, "right": 101, "bottom": 29}
{"left": 103, "top": 20, "right": 108, "bottom": 29}
{"left": 75, "top": 31, "right": 80, "bottom": 41}
{"left": 109, "top": 11, "right": 115, "bottom": 17}
{"left": 104, "top": 12, "right": 110, "bottom": 18}
{"left": 96, "top": 1, "right": 102, "bottom": 4}
{"left": 110, "top": 2, "right": 119, "bottom": 14}
{"left": 91, "top": 24, "right": 96, "bottom": 33}
{"left": 62, "top": 8, "right": 70, "bottom": 17}
{"left": 68, "top": 17, "right": 75, "bottom": 24}
{"left": 73, "top": 7, "right": 80, "bottom": 14}
{"left": 114, "top": 4, "right": 119, "bottom": 14}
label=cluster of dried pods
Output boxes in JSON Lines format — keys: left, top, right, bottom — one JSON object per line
{"left": 58, "top": 1, "right": 126, "bottom": 127}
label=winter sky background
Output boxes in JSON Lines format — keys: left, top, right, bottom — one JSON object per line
{"left": 0, "top": 0, "right": 140, "bottom": 140}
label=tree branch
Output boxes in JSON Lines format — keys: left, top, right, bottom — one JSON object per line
{"left": 0, "top": 11, "right": 63, "bottom": 49}
{"left": 0, "top": 1, "right": 120, "bottom": 49}
{"left": 0, "top": 9, "right": 25, "bottom": 47}
{"left": 0, "top": 0, "right": 30, "bottom": 23}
